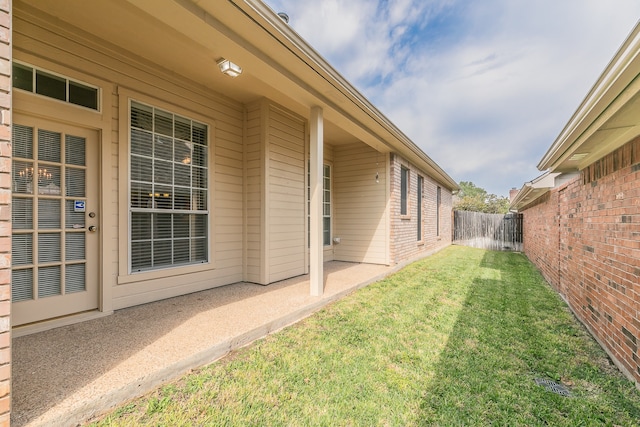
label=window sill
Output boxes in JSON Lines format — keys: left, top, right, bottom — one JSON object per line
{"left": 400, "top": 215, "right": 411, "bottom": 220}
{"left": 118, "top": 262, "right": 214, "bottom": 285}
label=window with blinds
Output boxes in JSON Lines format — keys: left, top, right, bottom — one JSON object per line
{"left": 129, "top": 101, "right": 209, "bottom": 272}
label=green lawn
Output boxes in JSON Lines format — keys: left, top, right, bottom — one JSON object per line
{"left": 92, "top": 246, "right": 640, "bottom": 426}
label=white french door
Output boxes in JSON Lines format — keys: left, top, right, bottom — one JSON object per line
{"left": 11, "top": 116, "right": 99, "bottom": 326}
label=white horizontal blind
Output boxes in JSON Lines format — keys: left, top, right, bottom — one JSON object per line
{"left": 129, "top": 101, "right": 208, "bottom": 272}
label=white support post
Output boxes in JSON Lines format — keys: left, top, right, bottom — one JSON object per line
{"left": 309, "top": 106, "right": 324, "bottom": 296}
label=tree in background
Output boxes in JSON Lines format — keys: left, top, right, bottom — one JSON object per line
{"left": 454, "top": 181, "right": 510, "bottom": 214}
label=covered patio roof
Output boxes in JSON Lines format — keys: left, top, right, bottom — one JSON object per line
{"left": 15, "top": 0, "right": 458, "bottom": 190}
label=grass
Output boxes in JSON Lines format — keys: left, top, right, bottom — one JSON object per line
{"left": 91, "top": 246, "right": 640, "bottom": 426}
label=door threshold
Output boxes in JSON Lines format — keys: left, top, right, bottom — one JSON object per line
{"left": 12, "top": 310, "right": 114, "bottom": 338}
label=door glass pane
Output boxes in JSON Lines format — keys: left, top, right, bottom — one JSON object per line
{"left": 38, "top": 265, "right": 61, "bottom": 298}
{"left": 13, "top": 160, "right": 34, "bottom": 194}
{"left": 65, "top": 264, "right": 86, "bottom": 293}
{"left": 66, "top": 233, "right": 85, "bottom": 261}
{"left": 39, "top": 233, "right": 61, "bottom": 263}
{"left": 66, "top": 135, "right": 86, "bottom": 166}
{"left": 66, "top": 168, "right": 85, "bottom": 197}
{"left": 38, "top": 165, "right": 60, "bottom": 196}
{"left": 13, "top": 124, "right": 33, "bottom": 159}
{"left": 38, "top": 129, "right": 62, "bottom": 162}
{"left": 12, "top": 198, "right": 33, "bottom": 230}
{"left": 38, "top": 199, "right": 61, "bottom": 229}
{"left": 11, "top": 268, "right": 33, "bottom": 302}
{"left": 65, "top": 200, "right": 85, "bottom": 229}
{"left": 12, "top": 234, "right": 32, "bottom": 266}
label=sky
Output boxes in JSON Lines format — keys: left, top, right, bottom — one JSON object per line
{"left": 263, "top": 0, "right": 640, "bottom": 197}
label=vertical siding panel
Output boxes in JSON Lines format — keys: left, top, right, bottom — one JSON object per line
{"left": 267, "top": 106, "right": 305, "bottom": 282}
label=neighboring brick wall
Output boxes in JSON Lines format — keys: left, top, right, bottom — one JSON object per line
{"left": 521, "top": 137, "right": 640, "bottom": 386}
{"left": 389, "top": 154, "right": 452, "bottom": 264}
{"left": 0, "top": 1, "right": 9, "bottom": 425}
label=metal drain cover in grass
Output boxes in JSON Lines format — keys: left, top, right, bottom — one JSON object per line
{"left": 534, "top": 378, "right": 572, "bottom": 397}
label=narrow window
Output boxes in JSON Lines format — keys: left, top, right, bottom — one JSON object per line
{"left": 307, "top": 162, "right": 331, "bottom": 246}
{"left": 129, "top": 100, "right": 209, "bottom": 271}
{"left": 400, "top": 166, "right": 409, "bottom": 215}
{"left": 436, "top": 186, "right": 441, "bottom": 236}
{"left": 417, "top": 175, "right": 423, "bottom": 240}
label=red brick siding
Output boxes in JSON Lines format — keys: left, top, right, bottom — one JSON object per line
{"left": 0, "top": 1, "right": 9, "bottom": 425}
{"left": 389, "top": 154, "right": 452, "bottom": 264}
{"left": 521, "top": 138, "right": 640, "bottom": 386}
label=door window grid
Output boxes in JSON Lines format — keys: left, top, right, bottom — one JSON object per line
{"left": 11, "top": 124, "right": 88, "bottom": 302}
{"left": 129, "top": 101, "right": 209, "bottom": 272}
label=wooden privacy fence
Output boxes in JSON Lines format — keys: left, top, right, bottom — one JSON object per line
{"left": 453, "top": 210, "right": 523, "bottom": 251}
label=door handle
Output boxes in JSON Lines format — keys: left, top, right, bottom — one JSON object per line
{"left": 88, "top": 226, "right": 97, "bottom": 232}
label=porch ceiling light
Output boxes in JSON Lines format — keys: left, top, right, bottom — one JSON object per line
{"left": 217, "top": 58, "right": 242, "bottom": 78}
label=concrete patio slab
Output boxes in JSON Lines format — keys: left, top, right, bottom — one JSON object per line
{"left": 12, "top": 261, "right": 402, "bottom": 427}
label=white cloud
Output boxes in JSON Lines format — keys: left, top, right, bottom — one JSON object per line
{"left": 264, "top": 0, "right": 640, "bottom": 195}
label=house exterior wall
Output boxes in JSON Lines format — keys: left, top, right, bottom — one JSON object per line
{"left": 389, "top": 154, "right": 452, "bottom": 264}
{"left": 333, "top": 144, "right": 389, "bottom": 264}
{"left": 14, "top": 7, "right": 246, "bottom": 311}
{"left": 521, "top": 137, "right": 640, "bottom": 385}
{"left": 0, "top": 0, "right": 10, "bottom": 423}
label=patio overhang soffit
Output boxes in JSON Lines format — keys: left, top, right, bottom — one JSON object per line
{"left": 22, "top": 0, "right": 458, "bottom": 191}
{"left": 538, "top": 20, "right": 640, "bottom": 173}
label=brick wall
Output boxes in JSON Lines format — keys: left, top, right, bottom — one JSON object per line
{"left": 389, "top": 154, "right": 452, "bottom": 264}
{"left": 521, "top": 137, "right": 640, "bottom": 386}
{"left": 0, "top": 1, "right": 9, "bottom": 424}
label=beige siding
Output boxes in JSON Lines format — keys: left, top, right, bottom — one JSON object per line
{"left": 267, "top": 106, "right": 305, "bottom": 282}
{"left": 14, "top": 8, "right": 245, "bottom": 310}
{"left": 333, "top": 144, "right": 388, "bottom": 264}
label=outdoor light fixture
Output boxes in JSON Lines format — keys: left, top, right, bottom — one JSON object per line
{"left": 217, "top": 58, "right": 242, "bottom": 78}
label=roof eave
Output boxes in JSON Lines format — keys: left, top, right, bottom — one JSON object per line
{"left": 538, "top": 20, "right": 640, "bottom": 172}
